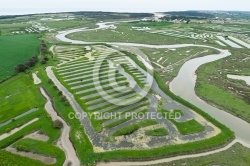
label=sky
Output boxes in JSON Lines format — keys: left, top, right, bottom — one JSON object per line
{"left": 0, "top": 0, "right": 250, "bottom": 15}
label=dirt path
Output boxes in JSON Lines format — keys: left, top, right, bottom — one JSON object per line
{"left": 25, "top": 131, "right": 49, "bottom": 142}
{"left": 49, "top": 46, "right": 55, "bottom": 55}
{"left": 97, "top": 139, "right": 250, "bottom": 166}
{"left": 0, "top": 118, "right": 39, "bottom": 140}
{"left": 6, "top": 147, "right": 56, "bottom": 165}
{"left": 40, "top": 87, "right": 80, "bottom": 166}
{"left": 32, "top": 72, "right": 41, "bottom": 85}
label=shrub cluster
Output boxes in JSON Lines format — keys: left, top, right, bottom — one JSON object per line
{"left": 40, "top": 41, "right": 49, "bottom": 64}
{"left": 14, "top": 56, "right": 39, "bottom": 73}
{"left": 53, "top": 119, "right": 63, "bottom": 129}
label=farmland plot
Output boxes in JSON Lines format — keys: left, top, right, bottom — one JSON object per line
{"left": 0, "top": 34, "right": 40, "bottom": 81}
{"left": 149, "top": 28, "right": 214, "bottom": 40}
{"left": 53, "top": 45, "right": 220, "bottom": 151}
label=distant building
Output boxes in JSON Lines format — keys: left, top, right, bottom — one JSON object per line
{"left": 140, "top": 18, "right": 152, "bottom": 22}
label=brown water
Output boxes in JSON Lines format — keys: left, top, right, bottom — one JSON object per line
{"left": 170, "top": 50, "right": 250, "bottom": 146}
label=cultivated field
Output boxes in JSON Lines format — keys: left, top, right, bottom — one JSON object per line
{"left": 51, "top": 44, "right": 229, "bottom": 156}
{"left": 66, "top": 21, "right": 250, "bottom": 50}
{"left": 139, "top": 46, "right": 220, "bottom": 82}
{"left": 0, "top": 34, "right": 40, "bottom": 81}
{"left": 66, "top": 22, "right": 206, "bottom": 45}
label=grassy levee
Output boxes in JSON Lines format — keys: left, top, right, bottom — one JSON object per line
{"left": 86, "top": 91, "right": 135, "bottom": 106}
{"left": 91, "top": 50, "right": 234, "bottom": 162}
{"left": 82, "top": 87, "right": 133, "bottom": 103}
{"left": 72, "top": 78, "right": 127, "bottom": 94}
{"left": 0, "top": 67, "right": 67, "bottom": 165}
{"left": 172, "top": 119, "right": 205, "bottom": 135}
{"left": 0, "top": 119, "right": 41, "bottom": 149}
{"left": 102, "top": 102, "right": 149, "bottom": 124}
{"left": 112, "top": 120, "right": 158, "bottom": 137}
{"left": 37, "top": 66, "right": 95, "bottom": 165}
{"left": 159, "top": 142, "right": 250, "bottom": 165}
{"left": 105, "top": 118, "right": 132, "bottom": 130}
{"left": 105, "top": 108, "right": 148, "bottom": 130}
{"left": 0, "top": 74, "right": 45, "bottom": 123}
{"left": 106, "top": 119, "right": 157, "bottom": 142}
{"left": 121, "top": 64, "right": 145, "bottom": 88}
{"left": 145, "top": 128, "right": 168, "bottom": 136}
{"left": 54, "top": 66, "right": 143, "bottom": 132}
{"left": 160, "top": 109, "right": 205, "bottom": 135}
{"left": 0, "top": 150, "right": 47, "bottom": 166}
{"left": 0, "top": 110, "right": 41, "bottom": 135}
{"left": 87, "top": 98, "right": 149, "bottom": 130}
{"left": 0, "top": 114, "right": 64, "bottom": 165}
{"left": 0, "top": 73, "right": 60, "bottom": 145}
{"left": 13, "top": 138, "right": 65, "bottom": 166}
{"left": 0, "top": 116, "right": 65, "bottom": 166}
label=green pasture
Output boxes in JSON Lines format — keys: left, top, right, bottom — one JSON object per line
{"left": 0, "top": 34, "right": 40, "bottom": 81}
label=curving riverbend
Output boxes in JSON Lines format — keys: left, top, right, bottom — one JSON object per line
{"left": 169, "top": 51, "right": 250, "bottom": 147}
{"left": 54, "top": 21, "right": 250, "bottom": 165}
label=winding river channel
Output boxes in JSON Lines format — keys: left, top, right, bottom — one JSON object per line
{"left": 54, "top": 21, "right": 250, "bottom": 165}
{"left": 169, "top": 53, "right": 250, "bottom": 147}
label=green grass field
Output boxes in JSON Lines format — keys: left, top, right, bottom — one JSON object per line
{"left": 127, "top": 21, "right": 174, "bottom": 28}
{"left": 0, "top": 23, "right": 31, "bottom": 35}
{"left": 42, "top": 19, "right": 97, "bottom": 30}
{"left": 0, "top": 71, "right": 65, "bottom": 166}
{"left": 0, "top": 34, "right": 40, "bottom": 81}
{"left": 35, "top": 63, "right": 95, "bottom": 164}
{"left": 154, "top": 143, "right": 250, "bottom": 166}
{"left": 0, "top": 74, "right": 45, "bottom": 123}
{"left": 112, "top": 120, "right": 158, "bottom": 137}
{"left": 0, "top": 150, "right": 47, "bottom": 166}
{"left": 66, "top": 22, "right": 207, "bottom": 45}
{"left": 161, "top": 109, "right": 205, "bottom": 135}
{"left": 0, "top": 55, "right": 95, "bottom": 165}
{"left": 140, "top": 46, "right": 220, "bottom": 82}
{"left": 174, "top": 119, "right": 205, "bottom": 135}
{"left": 145, "top": 128, "right": 168, "bottom": 136}
{"left": 196, "top": 48, "right": 250, "bottom": 123}
{"left": 13, "top": 138, "right": 65, "bottom": 165}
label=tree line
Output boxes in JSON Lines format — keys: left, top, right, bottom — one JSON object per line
{"left": 14, "top": 41, "right": 49, "bottom": 73}
{"left": 40, "top": 41, "right": 49, "bottom": 64}
{"left": 15, "top": 56, "right": 39, "bottom": 73}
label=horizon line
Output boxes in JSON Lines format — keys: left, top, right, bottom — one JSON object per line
{"left": 1, "top": 9, "right": 250, "bottom": 17}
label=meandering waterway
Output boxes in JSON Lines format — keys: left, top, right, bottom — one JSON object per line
{"left": 54, "top": 21, "right": 250, "bottom": 165}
